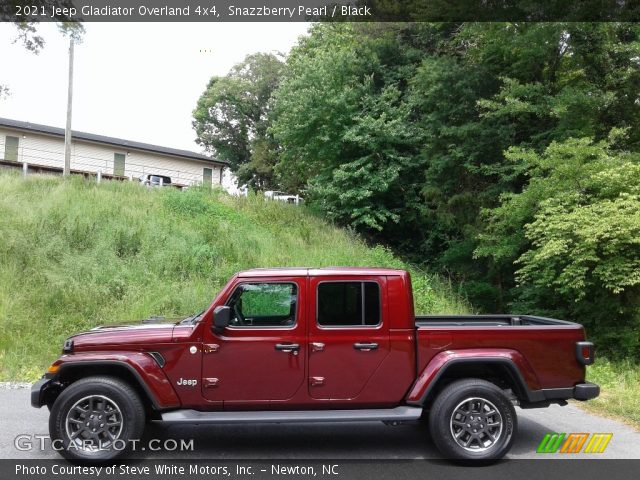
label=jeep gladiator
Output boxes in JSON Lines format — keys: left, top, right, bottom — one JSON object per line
{"left": 31, "top": 267, "right": 599, "bottom": 461}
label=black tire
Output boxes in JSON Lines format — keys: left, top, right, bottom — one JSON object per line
{"left": 49, "top": 376, "right": 145, "bottom": 463}
{"left": 428, "top": 378, "right": 517, "bottom": 461}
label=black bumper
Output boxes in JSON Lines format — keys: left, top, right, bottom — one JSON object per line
{"left": 31, "top": 377, "right": 51, "bottom": 408}
{"left": 573, "top": 382, "right": 600, "bottom": 400}
{"left": 542, "top": 382, "right": 600, "bottom": 402}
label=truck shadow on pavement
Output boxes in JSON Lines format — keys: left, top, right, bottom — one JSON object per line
{"left": 136, "top": 413, "right": 553, "bottom": 460}
{"left": 141, "top": 421, "right": 435, "bottom": 459}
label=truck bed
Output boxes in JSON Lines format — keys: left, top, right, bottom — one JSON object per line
{"left": 415, "top": 314, "right": 576, "bottom": 327}
{"left": 414, "top": 314, "right": 587, "bottom": 390}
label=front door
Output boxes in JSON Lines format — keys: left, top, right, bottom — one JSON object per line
{"left": 113, "top": 153, "right": 126, "bottom": 177}
{"left": 203, "top": 167, "right": 212, "bottom": 187}
{"left": 4, "top": 136, "right": 19, "bottom": 162}
{"left": 308, "top": 277, "right": 390, "bottom": 400}
{"left": 201, "top": 278, "right": 306, "bottom": 403}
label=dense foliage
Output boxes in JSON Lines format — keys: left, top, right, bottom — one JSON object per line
{"left": 192, "top": 53, "right": 284, "bottom": 189}
{"left": 195, "top": 23, "right": 640, "bottom": 358}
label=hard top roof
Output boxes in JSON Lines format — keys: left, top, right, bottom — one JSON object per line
{"left": 237, "top": 267, "right": 408, "bottom": 277}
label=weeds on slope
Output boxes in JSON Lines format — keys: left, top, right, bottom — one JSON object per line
{"left": 0, "top": 173, "right": 468, "bottom": 380}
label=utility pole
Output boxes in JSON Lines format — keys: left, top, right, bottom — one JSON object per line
{"left": 63, "top": 37, "right": 74, "bottom": 176}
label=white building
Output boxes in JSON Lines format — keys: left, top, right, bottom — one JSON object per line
{"left": 0, "top": 117, "right": 227, "bottom": 187}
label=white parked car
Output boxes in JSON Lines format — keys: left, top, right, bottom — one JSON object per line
{"left": 139, "top": 174, "right": 172, "bottom": 187}
{"left": 264, "top": 190, "right": 301, "bottom": 204}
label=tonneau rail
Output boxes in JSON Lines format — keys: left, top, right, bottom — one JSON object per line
{"left": 415, "top": 314, "right": 578, "bottom": 327}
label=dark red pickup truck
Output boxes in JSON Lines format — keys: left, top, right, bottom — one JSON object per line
{"left": 32, "top": 267, "right": 599, "bottom": 462}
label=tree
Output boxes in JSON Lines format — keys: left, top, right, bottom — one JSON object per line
{"left": 1, "top": 0, "right": 83, "bottom": 97}
{"left": 216, "top": 22, "right": 640, "bottom": 356}
{"left": 476, "top": 136, "right": 640, "bottom": 356}
{"left": 193, "top": 53, "right": 284, "bottom": 189}
{"left": 271, "top": 23, "right": 429, "bottom": 237}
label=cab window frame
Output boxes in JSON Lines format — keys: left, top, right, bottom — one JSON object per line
{"left": 316, "top": 280, "right": 382, "bottom": 329}
{"left": 224, "top": 281, "right": 299, "bottom": 330}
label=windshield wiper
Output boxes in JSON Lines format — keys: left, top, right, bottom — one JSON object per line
{"left": 180, "top": 310, "right": 205, "bottom": 325}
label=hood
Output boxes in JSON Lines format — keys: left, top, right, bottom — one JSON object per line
{"left": 69, "top": 318, "right": 181, "bottom": 350}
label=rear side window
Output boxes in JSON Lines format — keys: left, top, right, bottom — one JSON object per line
{"left": 317, "top": 282, "right": 380, "bottom": 327}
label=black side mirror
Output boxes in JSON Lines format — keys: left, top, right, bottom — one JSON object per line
{"left": 213, "top": 306, "right": 231, "bottom": 334}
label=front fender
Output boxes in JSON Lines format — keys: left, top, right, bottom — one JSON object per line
{"left": 47, "top": 351, "right": 181, "bottom": 409}
{"left": 406, "top": 349, "right": 542, "bottom": 405}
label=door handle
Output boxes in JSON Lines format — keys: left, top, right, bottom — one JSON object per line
{"left": 275, "top": 343, "right": 300, "bottom": 355}
{"left": 354, "top": 342, "right": 378, "bottom": 351}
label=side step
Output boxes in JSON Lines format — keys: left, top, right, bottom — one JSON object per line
{"left": 160, "top": 406, "right": 423, "bottom": 424}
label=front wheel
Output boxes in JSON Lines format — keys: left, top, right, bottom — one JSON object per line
{"left": 428, "top": 378, "right": 517, "bottom": 461}
{"left": 49, "top": 376, "right": 145, "bottom": 463}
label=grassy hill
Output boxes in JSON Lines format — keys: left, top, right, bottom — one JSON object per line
{"left": 0, "top": 172, "right": 469, "bottom": 380}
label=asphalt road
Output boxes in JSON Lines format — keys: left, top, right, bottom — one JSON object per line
{"left": 1, "top": 386, "right": 639, "bottom": 460}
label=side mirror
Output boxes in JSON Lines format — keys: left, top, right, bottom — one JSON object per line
{"left": 213, "top": 306, "right": 231, "bottom": 334}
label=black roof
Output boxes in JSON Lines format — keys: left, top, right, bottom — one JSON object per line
{"left": 0, "top": 117, "right": 227, "bottom": 166}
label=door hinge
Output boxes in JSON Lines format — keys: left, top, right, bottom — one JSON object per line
{"left": 203, "top": 377, "right": 219, "bottom": 388}
{"left": 310, "top": 376, "right": 325, "bottom": 386}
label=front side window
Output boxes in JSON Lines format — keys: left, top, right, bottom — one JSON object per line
{"left": 227, "top": 282, "right": 297, "bottom": 327}
{"left": 317, "top": 282, "right": 381, "bottom": 327}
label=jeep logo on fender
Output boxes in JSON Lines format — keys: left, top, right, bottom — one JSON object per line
{"left": 176, "top": 378, "right": 198, "bottom": 387}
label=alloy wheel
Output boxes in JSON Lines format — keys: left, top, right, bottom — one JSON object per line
{"left": 64, "top": 395, "right": 123, "bottom": 452}
{"left": 449, "top": 396, "right": 503, "bottom": 452}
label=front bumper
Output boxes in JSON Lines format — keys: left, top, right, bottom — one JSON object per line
{"left": 31, "top": 377, "right": 52, "bottom": 408}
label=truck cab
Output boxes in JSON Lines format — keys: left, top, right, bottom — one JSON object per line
{"left": 32, "top": 267, "right": 599, "bottom": 462}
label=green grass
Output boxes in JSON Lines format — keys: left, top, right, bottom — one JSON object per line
{"left": 0, "top": 172, "right": 469, "bottom": 381}
{"left": 585, "top": 358, "right": 640, "bottom": 429}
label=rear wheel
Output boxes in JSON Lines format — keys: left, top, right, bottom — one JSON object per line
{"left": 428, "top": 378, "right": 517, "bottom": 461}
{"left": 49, "top": 376, "right": 145, "bottom": 462}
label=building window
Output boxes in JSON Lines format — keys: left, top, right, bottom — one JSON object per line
{"left": 4, "top": 136, "right": 19, "bottom": 162}
{"left": 203, "top": 167, "right": 212, "bottom": 186}
{"left": 113, "top": 153, "right": 126, "bottom": 177}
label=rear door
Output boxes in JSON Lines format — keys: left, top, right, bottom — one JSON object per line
{"left": 307, "top": 276, "right": 389, "bottom": 400}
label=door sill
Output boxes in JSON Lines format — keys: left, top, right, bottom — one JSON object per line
{"left": 159, "top": 406, "right": 422, "bottom": 424}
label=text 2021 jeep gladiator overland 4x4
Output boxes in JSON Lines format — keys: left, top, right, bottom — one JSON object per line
{"left": 32, "top": 268, "right": 599, "bottom": 461}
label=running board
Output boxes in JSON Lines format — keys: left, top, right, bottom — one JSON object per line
{"left": 160, "top": 406, "right": 422, "bottom": 424}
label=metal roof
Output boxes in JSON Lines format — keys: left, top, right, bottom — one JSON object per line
{"left": 0, "top": 117, "right": 227, "bottom": 166}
